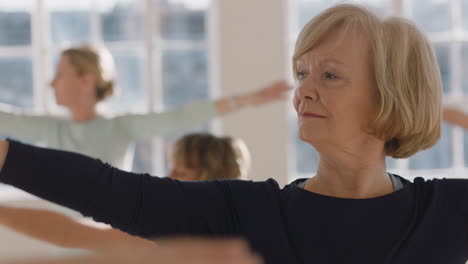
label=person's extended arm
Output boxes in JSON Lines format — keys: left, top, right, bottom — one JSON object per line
{"left": 120, "top": 81, "right": 291, "bottom": 139}
{"left": 4, "top": 238, "right": 263, "bottom": 264}
{"left": 0, "top": 140, "right": 236, "bottom": 238}
{"left": 0, "top": 205, "right": 154, "bottom": 251}
{"left": 0, "top": 104, "right": 58, "bottom": 142}
{"left": 443, "top": 107, "right": 468, "bottom": 129}
{"left": 214, "top": 80, "right": 291, "bottom": 115}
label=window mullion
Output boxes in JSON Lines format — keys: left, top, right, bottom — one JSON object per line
{"left": 145, "top": 0, "right": 165, "bottom": 176}
{"left": 32, "top": 0, "right": 47, "bottom": 113}
{"left": 205, "top": 0, "right": 221, "bottom": 135}
{"left": 90, "top": 1, "right": 101, "bottom": 44}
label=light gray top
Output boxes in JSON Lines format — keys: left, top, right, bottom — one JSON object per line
{"left": 0, "top": 100, "right": 217, "bottom": 171}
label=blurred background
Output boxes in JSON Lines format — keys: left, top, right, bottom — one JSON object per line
{"left": 0, "top": 0, "right": 467, "bottom": 259}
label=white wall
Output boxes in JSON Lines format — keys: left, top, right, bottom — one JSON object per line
{"left": 216, "top": 0, "right": 291, "bottom": 186}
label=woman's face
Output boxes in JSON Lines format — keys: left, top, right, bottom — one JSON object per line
{"left": 169, "top": 160, "right": 201, "bottom": 181}
{"left": 293, "top": 29, "right": 380, "bottom": 151}
{"left": 50, "top": 55, "right": 85, "bottom": 107}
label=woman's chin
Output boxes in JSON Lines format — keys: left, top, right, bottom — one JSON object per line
{"left": 298, "top": 133, "right": 322, "bottom": 145}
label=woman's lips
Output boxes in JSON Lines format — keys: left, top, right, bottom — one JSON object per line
{"left": 300, "top": 112, "right": 327, "bottom": 118}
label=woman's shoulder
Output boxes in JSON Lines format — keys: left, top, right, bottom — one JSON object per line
{"left": 214, "top": 178, "right": 282, "bottom": 194}
{"left": 410, "top": 175, "right": 468, "bottom": 190}
{"left": 406, "top": 176, "right": 468, "bottom": 215}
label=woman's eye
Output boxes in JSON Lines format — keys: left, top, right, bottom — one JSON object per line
{"left": 297, "top": 71, "right": 307, "bottom": 80}
{"left": 324, "top": 72, "right": 337, "bottom": 80}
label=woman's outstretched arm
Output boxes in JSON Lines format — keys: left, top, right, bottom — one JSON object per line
{"left": 0, "top": 140, "right": 238, "bottom": 239}
{"left": 0, "top": 104, "right": 60, "bottom": 143}
{"left": 120, "top": 80, "right": 291, "bottom": 140}
{"left": 0, "top": 205, "right": 154, "bottom": 251}
{"left": 443, "top": 107, "right": 468, "bottom": 129}
{"left": 4, "top": 238, "right": 263, "bottom": 264}
{"left": 214, "top": 80, "right": 291, "bottom": 115}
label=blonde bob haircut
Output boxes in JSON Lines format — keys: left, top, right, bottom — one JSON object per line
{"left": 61, "top": 44, "right": 116, "bottom": 102}
{"left": 293, "top": 4, "right": 442, "bottom": 158}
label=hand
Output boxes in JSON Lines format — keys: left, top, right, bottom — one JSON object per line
{"left": 237, "top": 80, "right": 292, "bottom": 107}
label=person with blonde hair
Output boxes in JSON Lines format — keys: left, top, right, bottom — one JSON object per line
{"left": 0, "top": 3, "right": 467, "bottom": 264}
{"left": 0, "top": 133, "right": 250, "bottom": 252}
{"left": 0, "top": 44, "right": 290, "bottom": 171}
{"left": 169, "top": 133, "right": 250, "bottom": 181}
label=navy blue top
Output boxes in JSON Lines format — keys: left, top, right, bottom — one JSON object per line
{"left": 1, "top": 140, "right": 468, "bottom": 264}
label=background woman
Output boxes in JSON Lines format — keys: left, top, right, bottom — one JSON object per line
{"left": 0, "top": 44, "right": 289, "bottom": 170}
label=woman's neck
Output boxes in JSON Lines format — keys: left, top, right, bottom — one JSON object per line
{"left": 69, "top": 104, "right": 98, "bottom": 123}
{"left": 307, "top": 142, "right": 393, "bottom": 199}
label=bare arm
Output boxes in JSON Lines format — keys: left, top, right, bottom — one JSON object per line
{"left": 215, "top": 80, "right": 291, "bottom": 115}
{"left": 120, "top": 80, "right": 292, "bottom": 139}
{"left": 0, "top": 204, "right": 154, "bottom": 252}
{"left": 4, "top": 238, "right": 263, "bottom": 264}
{"left": 443, "top": 108, "right": 468, "bottom": 129}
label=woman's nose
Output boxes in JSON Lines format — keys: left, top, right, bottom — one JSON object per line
{"left": 296, "top": 80, "right": 318, "bottom": 102}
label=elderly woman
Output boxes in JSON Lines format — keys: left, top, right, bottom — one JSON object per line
{"left": 0, "top": 3, "right": 465, "bottom": 264}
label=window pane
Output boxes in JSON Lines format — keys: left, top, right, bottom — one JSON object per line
{"left": 296, "top": 0, "right": 392, "bottom": 33}
{"left": 409, "top": 124, "right": 452, "bottom": 170}
{"left": 462, "top": 0, "right": 468, "bottom": 30}
{"left": 296, "top": 0, "right": 333, "bottom": 31}
{"left": 434, "top": 43, "right": 451, "bottom": 94}
{"left": 353, "top": 0, "right": 392, "bottom": 16}
{"left": 47, "top": 1, "right": 92, "bottom": 45}
{"left": 162, "top": 50, "right": 209, "bottom": 108}
{"left": 106, "top": 50, "right": 146, "bottom": 111}
{"left": 0, "top": 2, "right": 31, "bottom": 46}
{"left": 100, "top": 0, "right": 145, "bottom": 42}
{"left": 411, "top": 0, "right": 450, "bottom": 33}
{"left": 161, "top": 0, "right": 209, "bottom": 41}
{"left": 461, "top": 44, "right": 468, "bottom": 95}
{"left": 0, "top": 57, "right": 33, "bottom": 109}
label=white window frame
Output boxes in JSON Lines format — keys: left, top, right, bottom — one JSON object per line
{"left": 0, "top": 0, "right": 216, "bottom": 180}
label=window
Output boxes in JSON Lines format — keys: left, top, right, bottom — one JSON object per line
{"left": 0, "top": 1, "right": 33, "bottom": 109}
{"left": 0, "top": 0, "right": 213, "bottom": 176}
{"left": 290, "top": 0, "right": 464, "bottom": 181}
